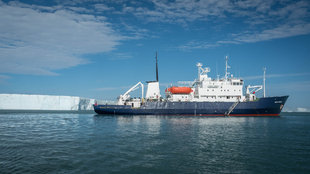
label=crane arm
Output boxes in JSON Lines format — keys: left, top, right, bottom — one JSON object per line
{"left": 123, "top": 82, "right": 144, "bottom": 97}
{"left": 118, "top": 82, "right": 144, "bottom": 105}
{"left": 246, "top": 85, "right": 262, "bottom": 94}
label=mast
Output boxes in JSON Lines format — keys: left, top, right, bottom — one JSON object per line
{"left": 196, "top": 63, "right": 202, "bottom": 81}
{"left": 263, "top": 67, "right": 266, "bottom": 97}
{"left": 156, "top": 52, "right": 159, "bottom": 82}
{"left": 225, "top": 56, "right": 230, "bottom": 81}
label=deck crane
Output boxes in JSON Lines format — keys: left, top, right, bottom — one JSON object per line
{"left": 117, "top": 82, "right": 144, "bottom": 105}
{"left": 246, "top": 85, "right": 262, "bottom": 101}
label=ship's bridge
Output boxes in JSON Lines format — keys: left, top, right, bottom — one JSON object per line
{"left": 231, "top": 79, "right": 244, "bottom": 86}
{"left": 192, "top": 62, "right": 246, "bottom": 102}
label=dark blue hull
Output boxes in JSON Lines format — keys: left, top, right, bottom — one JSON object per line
{"left": 94, "top": 96, "right": 288, "bottom": 116}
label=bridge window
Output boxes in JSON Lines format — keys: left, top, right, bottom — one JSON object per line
{"left": 233, "top": 82, "right": 243, "bottom": 85}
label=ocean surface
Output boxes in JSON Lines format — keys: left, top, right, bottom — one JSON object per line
{"left": 0, "top": 112, "right": 309, "bottom": 174}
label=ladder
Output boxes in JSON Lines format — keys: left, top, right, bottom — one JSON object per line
{"left": 225, "top": 100, "right": 240, "bottom": 116}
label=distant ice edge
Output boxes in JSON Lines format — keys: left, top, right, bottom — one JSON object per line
{"left": 0, "top": 94, "right": 98, "bottom": 111}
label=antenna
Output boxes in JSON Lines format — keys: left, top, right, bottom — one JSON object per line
{"left": 263, "top": 67, "right": 266, "bottom": 97}
{"left": 225, "top": 55, "right": 230, "bottom": 81}
{"left": 196, "top": 62, "right": 203, "bottom": 80}
{"left": 216, "top": 61, "right": 218, "bottom": 80}
{"left": 156, "top": 52, "right": 159, "bottom": 82}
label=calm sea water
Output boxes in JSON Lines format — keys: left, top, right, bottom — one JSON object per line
{"left": 0, "top": 112, "right": 309, "bottom": 174}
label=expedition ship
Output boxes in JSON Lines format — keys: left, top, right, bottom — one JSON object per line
{"left": 94, "top": 54, "right": 288, "bottom": 116}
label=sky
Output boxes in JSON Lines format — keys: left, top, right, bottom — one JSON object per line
{"left": 0, "top": 0, "right": 310, "bottom": 112}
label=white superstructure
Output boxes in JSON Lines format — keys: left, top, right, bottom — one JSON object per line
{"left": 145, "top": 81, "right": 161, "bottom": 100}
{"left": 117, "top": 55, "right": 265, "bottom": 106}
{"left": 166, "top": 56, "right": 263, "bottom": 102}
{"left": 191, "top": 58, "right": 245, "bottom": 102}
{"left": 145, "top": 52, "right": 161, "bottom": 100}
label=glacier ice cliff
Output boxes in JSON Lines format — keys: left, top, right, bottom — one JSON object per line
{"left": 0, "top": 94, "right": 95, "bottom": 110}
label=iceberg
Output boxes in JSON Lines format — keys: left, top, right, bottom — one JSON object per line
{"left": 0, "top": 94, "right": 95, "bottom": 111}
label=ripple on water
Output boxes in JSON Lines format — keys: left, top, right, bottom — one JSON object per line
{"left": 0, "top": 113, "right": 310, "bottom": 173}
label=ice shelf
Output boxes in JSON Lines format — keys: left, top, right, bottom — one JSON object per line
{"left": 0, "top": 94, "right": 96, "bottom": 110}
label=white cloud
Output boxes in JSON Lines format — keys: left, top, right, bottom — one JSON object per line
{"left": 123, "top": 0, "right": 231, "bottom": 24}
{"left": 180, "top": 21, "right": 310, "bottom": 50}
{"left": 243, "top": 73, "right": 310, "bottom": 80}
{"left": 1, "top": 0, "right": 309, "bottom": 73}
{"left": 178, "top": 41, "right": 221, "bottom": 51}
{"left": 233, "top": 23, "right": 310, "bottom": 43}
{"left": 95, "top": 86, "right": 131, "bottom": 91}
{"left": 269, "top": 80, "right": 310, "bottom": 93}
{"left": 296, "top": 107, "right": 309, "bottom": 112}
{"left": 129, "top": 0, "right": 310, "bottom": 49}
{"left": 94, "top": 4, "right": 115, "bottom": 11}
{"left": 109, "top": 53, "right": 133, "bottom": 60}
{"left": 95, "top": 87, "right": 121, "bottom": 91}
{"left": 0, "top": 1, "right": 122, "bottom": 75}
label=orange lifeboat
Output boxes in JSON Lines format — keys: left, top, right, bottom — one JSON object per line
{"left": 165, "top": 86, "right": 193, "bottom": 94}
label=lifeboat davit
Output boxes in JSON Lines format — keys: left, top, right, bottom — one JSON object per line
{"left": 165, "top": 86, "right": 193, "bottom": 94}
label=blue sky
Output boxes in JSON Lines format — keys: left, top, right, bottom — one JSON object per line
{"left": 0, "top": 0, "right": 310, "bottom": 111}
